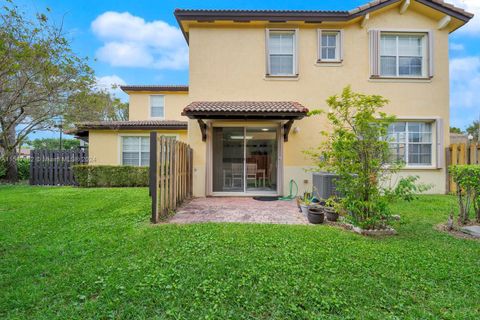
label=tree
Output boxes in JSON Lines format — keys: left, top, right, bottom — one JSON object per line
{"left": 63, "top": 90, "right": 128, "bottom": 128}
{"left": 27, "top": 138, "right": 80, "bottom": 150}
{"left": 466, "top": 120, "right": 479, "bottom": 141}
{"left": 0, "top": 1, "right": 94, "bottom": 181}
{"left": 450, "top": 127, "right": 463, "bottom": 134}
{"left": 307, "top": 86, "right": 399, "bottom": 229}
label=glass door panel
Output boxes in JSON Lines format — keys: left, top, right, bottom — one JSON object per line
{"left": 245, "top": 127, "right": 277, "bottom": 193}
{"left": 212, "top": 127, "right": 244, "bottom": 192}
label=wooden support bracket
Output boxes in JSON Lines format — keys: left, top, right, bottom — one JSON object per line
{"left": 283, "top": 119, "right": 294, "bottom": 142}
{"left": 198, "top": 119, "right": 207, "bottom": 142}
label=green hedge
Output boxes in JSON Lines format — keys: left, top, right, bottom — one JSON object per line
{"left": 73, "top": 165, "right": 149, "bottom": 187}
{"left": 0, "top": 158, "right": 30, "bottom": 180}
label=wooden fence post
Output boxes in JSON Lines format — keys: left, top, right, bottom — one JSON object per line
{"left": 150, "top": 132, "right": 159, "bottom": 223}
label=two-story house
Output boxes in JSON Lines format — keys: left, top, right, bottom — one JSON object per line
{"left": 73, "top": 0, "right": 473, "bottom": 196}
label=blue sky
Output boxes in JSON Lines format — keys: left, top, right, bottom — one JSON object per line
{"left": 18, "top": 0, "right": 480, "bottom": 139}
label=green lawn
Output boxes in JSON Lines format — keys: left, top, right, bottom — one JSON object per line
{"left": 0, "top": 186, "right": 479, "bottom": 319}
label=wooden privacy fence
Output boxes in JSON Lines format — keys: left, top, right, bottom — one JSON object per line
{"left": 446, "top": 142, "right": 480, "bottom": 193}
{"left": 29, "top": 149, "right": 88, "bottom": 186}
{"left": 150, "top": 132, "right": 193, "bottom": 223}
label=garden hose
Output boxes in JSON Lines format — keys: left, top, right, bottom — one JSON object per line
{"left": 279, "top": 179, "right": 298, "bottom": 201}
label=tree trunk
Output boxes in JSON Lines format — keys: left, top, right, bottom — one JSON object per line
{"left": 4, "top": 125, "right": 18, "bottom": 182}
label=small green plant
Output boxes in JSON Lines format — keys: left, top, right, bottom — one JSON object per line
{"left": 300, "top": 192, "right": 313, "bottom": 206}
{"left": 386, "top": 176, "right": 433, "bottom": 202}
{"left": 450, "top": 165, "right": 480, "bottom": 224}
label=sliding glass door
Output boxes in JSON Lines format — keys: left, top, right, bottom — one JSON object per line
{"left": 212, "top": 126, "right": 278, "bottom": 194}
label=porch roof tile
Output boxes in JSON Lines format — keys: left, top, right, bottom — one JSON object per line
{"left": 74, "top": 120, "right": 188, "bottom": 130}
{"left": 182, "top": 101, "right": 309, "bottom": 116}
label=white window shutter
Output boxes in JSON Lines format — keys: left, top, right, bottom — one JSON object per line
{"left": 369, "top": 30, "right": 380, "bottom": 77}
{"left": 318, "top": 29, "right": 323, "bottom": 61}
{"left": 295, "top": 28, "right": 299, "bottom": 75}
{"left": 339, "top": 29, "right": 344, "bottom": 61}
{"left": 428, "top": 30, "right": 434, "bottom": 78}
{"left": 265, "top": 28, "right": 271, "bottom": 75}
{"left": 436, "top": 118, "right": 444, "bottom": 168}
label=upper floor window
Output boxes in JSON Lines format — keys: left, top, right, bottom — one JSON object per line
{"left": 318, "top": 30, "right": 342, "bottom": 62}
{"left": 380, "top": 33, "right": 427, "bottom": 78}
{"left": 388, "top": 121, "right": 433, "bottom": 166}
{"left": 150, "top": 95, "right": 165, "bottom": 118}
{"left": 267, "top": 30, "right": 297, "bottom": 76}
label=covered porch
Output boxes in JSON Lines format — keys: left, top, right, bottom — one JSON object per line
{"left": 182, "top": 101, "right": 309, "bottom": 197}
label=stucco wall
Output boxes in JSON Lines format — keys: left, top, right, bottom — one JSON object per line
{"left": 185, "top": 4, "right": 451, "bottom": 195}
{"left": 88, "top": 130, "right": 188, "bottom": 165}
{"left": 128, "top": 92, "right": 190, "bottom": 121}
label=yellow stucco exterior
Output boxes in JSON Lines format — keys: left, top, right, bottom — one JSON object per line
{"left": 128, "top": 91, "right": 189, "bottom": 121}
{"left": 86, "top": 0, "right": 471, "bottom": 196}
{"left": 88, "top": 130, "right": 188, "bottom": 165}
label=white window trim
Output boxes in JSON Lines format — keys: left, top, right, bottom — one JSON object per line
{"left": 388, "top": 120, "right": 437, "bottom": 169}
{"left": 149, "top": 95, "right": 165, "bottom": 119}
{"left": 318, "top": 29, "right": 343, "bottom": 63}
{"left": 265, "top": 28, "right": 299, "bottom": 77}
{"left": 118, "top": 133, "right": 179, "bottom": 166}
{"left": 375, "top": 29, "right": 431, "bottom": 79}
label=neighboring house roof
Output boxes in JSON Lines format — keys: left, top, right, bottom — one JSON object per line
{"left": 120, "top": 85, "right": 189, "bottom": 93}
{"left": 182, "top": 101, "right": 309, "bottom": 119}
{"left": 175, "top": 0, "right": 474, "bottom": 41}
{"left": 450, "top": 132, "right": 469, "bottom": 144}
{"left": 70, "top": 120, "right": 188, "bottom": 138}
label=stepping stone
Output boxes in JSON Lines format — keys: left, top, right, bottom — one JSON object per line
{"left": 460, "top": 226, "right": 480, "bottom": 238}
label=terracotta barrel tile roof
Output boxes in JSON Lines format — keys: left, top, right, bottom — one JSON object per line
{"left": 74, "top": 120, "right": 188, "bottom": 130}
{"left": 183, "top": 101, "right": 309, "bottom": 114}
{"left": 120, "top": 85, "right": 188, "bottom": 92}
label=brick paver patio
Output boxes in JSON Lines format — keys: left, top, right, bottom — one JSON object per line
{"left": 170, "top": 197, "right": 308, "bottom": 225}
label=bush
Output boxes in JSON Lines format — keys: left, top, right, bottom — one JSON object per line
{"left": 306, "top": 86, "right": 397, "bottom": 229}
{"left": 73, "top": 165, "right": 149, "bottom": 187}
{"left": 0, "top": 158, "right": 30, "bottom": 180}
{"left": 450, "top": 165, "right": 480, "bottom": 223}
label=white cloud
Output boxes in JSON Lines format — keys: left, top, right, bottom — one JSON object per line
{"left": 450, "top": 56, "right": 480, "bottom": 128}
{"left": 450, "top": 57, "right": 480, "bottom": 128}
{"left": 450, "top": 0, "right": 480, "bottom": 35}
{"left": 95, "top": 75, "right": 127, "bottom": 99}
{"left": 450, "top": 42, "right": 465, "bottom": 51}
{"left": 91, "top": 12, "right": 188, "bottom": 70}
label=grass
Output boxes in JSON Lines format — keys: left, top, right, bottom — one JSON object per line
{"left": 0, "top": 186, "right": 479, "bottom": 319}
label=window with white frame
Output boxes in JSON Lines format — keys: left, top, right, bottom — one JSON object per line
{"left": 319, "top": 31, "right": 341, "bottom": 61}
{"left": 122, "top": 136, "right": 149, "bottom": 166}
{"left": 380, "top": 33, "right": 427, "bottom": 77}
{"left": 387, "top": 122, "right": 433, "bottom": 166}
{"left": 150, "top": 95, "right": 165, "bottom": 118}
{"left": 267, "top": 30, "right": 296, "bottom": 76}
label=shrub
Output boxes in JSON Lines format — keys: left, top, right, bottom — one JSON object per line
{"left": 386, "top": 176, "right": 432, "bottom": 202}
{"left": 306, "top": 86, "right": 398, "bottom": 229}
{"left": 17, "top": 158, "right": 30, "bottom": 180}
{"left": 449, "top": 165, "right": 480, "bottom": 224}
{"left": 73, "top": 165, "right": 149, "bottom": 187}
{"left": 0, "top": 158, "right": 30, "bottom": 181}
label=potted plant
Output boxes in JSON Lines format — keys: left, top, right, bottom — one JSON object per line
{"left": 299, "top": 192, "right": 312, "bottom": 216}
{"left": 307, "top": 204, "right": 325, "bottom": 224}
{"left": 324, "top": 197, "right": 340, "bottom": 222}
